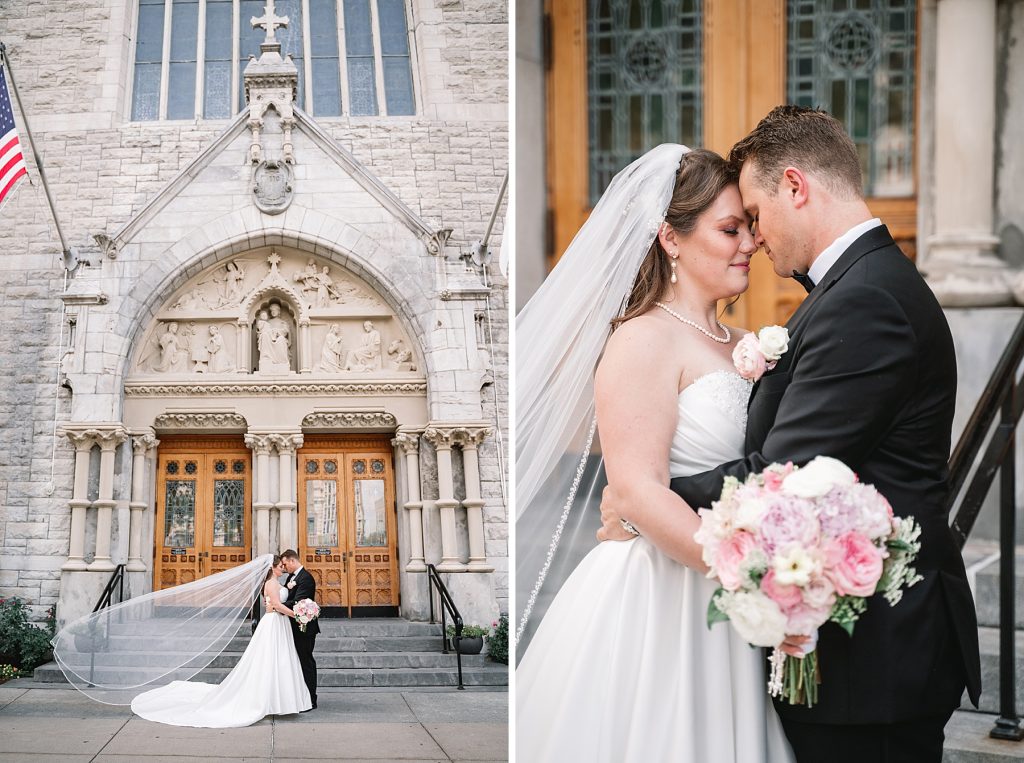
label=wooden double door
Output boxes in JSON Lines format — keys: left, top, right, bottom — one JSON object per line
{"left": 153, "top": 435, "right": 400, "bottom": 617}
{"left": 154, "top": 436, "right": 253, "bottom": 589}
{"left": 297, "top": 436, "right": 399, "bottom": 617}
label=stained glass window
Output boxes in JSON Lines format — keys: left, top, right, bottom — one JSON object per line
{"left": 213, "top": 479, "right": 245, "bottom": 546}
{"left": 164, "top": 480, "right": 196, "bottom": 547}
{"left": 787, "top": 0, "right": 916, "bottom": 197}
{"left": 305, "top": 480, "right": 338, "bottom": 546}
{"left": 354, "top": 479, "right": 386, "bottom": 547}
{"left": 131, "top": 0, "right": 414, "bottom": 120}
{"left": 587, "top": 0, "right": 703, "bottom": 205}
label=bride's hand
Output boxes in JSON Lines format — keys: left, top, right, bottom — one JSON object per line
{"left": 596, "top": 485, "right": 636, "bottom": 542}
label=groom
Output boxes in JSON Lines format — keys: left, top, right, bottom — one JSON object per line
{"left": 278, "top": 549, "right": 319, "bottom": 709}
{"left": 600, "top": 106, "right": 981, "bottom": 762}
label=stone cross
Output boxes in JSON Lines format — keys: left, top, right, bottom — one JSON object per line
{"left": 251, "top": 1, "right": 289, "bottom": 44}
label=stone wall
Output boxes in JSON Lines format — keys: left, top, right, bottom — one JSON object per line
{"left": 0, "top": 0, "right": 509, "bottom": 622}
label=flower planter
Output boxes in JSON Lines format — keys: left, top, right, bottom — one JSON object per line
{"left": 454, "top": 635, "right": 484, "bottom": 655}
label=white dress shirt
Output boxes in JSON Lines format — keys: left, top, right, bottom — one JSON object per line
{"left": 807, "top": 217, "right": 883, "bottom": 286}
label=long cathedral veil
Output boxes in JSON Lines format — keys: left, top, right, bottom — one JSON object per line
{"left": 51, "top": 554, "right": 273, "bottom": 705}
{"left": 515, "top": 144, "right": 689, "bottom": 653}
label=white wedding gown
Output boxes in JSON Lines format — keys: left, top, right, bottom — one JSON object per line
{"left": 131, "top": 584, "right": 312, "bottom": 727}
{"left": 517, "top": 370, "right": 795, "bottom": 762}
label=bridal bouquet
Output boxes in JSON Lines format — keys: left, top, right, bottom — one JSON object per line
{"left": 694, "top": 456, "right": 923, "bottom": 707}
{"left": 292, "top": 598, "right": 320, "bottom": 633}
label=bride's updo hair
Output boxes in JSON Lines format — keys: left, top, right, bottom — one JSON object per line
{"left": 265, "top": 554, "right": 283, "bottom": 581}
{"left": 612, "top": 148, "right": 739, "bottom": 328}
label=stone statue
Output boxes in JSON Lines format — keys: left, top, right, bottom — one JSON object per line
{"left": 316, "top": 266, "right": 343, "bottom": 306}
{"left": 207, "top": 325, "right": 235, "bottom": 373}
{"left": 293, "top": 259, "right": 320, "bottom": 305}
{"left": 345, "top": 320, "right": 382, "bottom": 372}
{"left": 216, "top": 260, "right": 246, "bottom": 306}
{"left": 387, "top": 339, "right": 416, "bottom": 371}
{"left": 155, "top": 322, "right": 189, "bottom": 372}
{"left": 315, "top": 324, "right": 345, "bottom": 372}
{"left": 257, "top": 302, "right": 292, "bottom": 373}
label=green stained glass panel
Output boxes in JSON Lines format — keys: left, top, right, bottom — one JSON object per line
{"left": 213, "top": 479, "right": 244, "bottom": 547}
{"left": 164, "top": 480, "right": 196, "bottom": 547}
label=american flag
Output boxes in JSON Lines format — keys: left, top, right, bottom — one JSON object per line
{"left": 0, "top": 62, "right": 27, "bottom": 210}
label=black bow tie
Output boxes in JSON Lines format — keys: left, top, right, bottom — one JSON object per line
{"left": 791, "top": 271, "right": 815, "bottom": 294}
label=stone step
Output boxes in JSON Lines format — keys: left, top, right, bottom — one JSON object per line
{"left": 96, "top": 633, "right": 445, "bottom": 653}
{"left": 99, "top": 618, "right": 444, "bottom": 639}
{"left": 961, "top": 627, "right": 1024, "bottom": 715}
{"left": 973, "top": 554, "right": 1024, "bottom": 629}
{"left": 943, "top": 710, "right": 1024, "bottom": 762}
{"left": 31, "top": 661, "right": 508, "bottom": 688}
{"left": 35, "top": 650, "right": 489, "bottom": 670}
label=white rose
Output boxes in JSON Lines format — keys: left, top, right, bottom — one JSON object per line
{"left": 734, "top": 496, "right": 766, "bottom": 532}
{"left": 757, "top": 325, "right": 790, "bottom": 362}
{"left": 773, "top": 545, "right": 821, "bottom": 587}
{"left": 782, "top": 456, "right": 856, "bottom": 499}
{"left": 719, "top": 591, "right": 788, "bottom": 647}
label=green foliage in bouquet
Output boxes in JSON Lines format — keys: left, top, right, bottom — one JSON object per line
{"left": 488, "top": 614, "right": 509, "bottom": 664}
{"left": 0, "top": 598, "right": 56, "bottom": 675}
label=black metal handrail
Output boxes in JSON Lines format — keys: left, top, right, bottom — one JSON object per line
{"left": 85, "top": 564, "right": 126, "bottom": 686}
{"left": 92, "top": 564, "right": 126, "bottom": 613}
{"left": 946, "top": 314, "right": 1024, "bottom": 742}
{"left": 426, "top": 564, "right": 465, "bottom": 690}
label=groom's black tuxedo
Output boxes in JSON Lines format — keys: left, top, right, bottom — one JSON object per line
{"left": 282, "top": 567, "right": 319, "bottom": 706}
{"left": 671, "top": 227, "right": 981, "bottom": 745}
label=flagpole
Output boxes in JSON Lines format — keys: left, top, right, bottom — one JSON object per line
{"left": 0, "top": 41, "right": 73, "bottom": 266}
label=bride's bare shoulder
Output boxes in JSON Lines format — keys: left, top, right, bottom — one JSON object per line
{"left": 597, "top": 314, "right": 681, "bottom": 385}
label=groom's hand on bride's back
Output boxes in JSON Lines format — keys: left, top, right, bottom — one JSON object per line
{"left": 597, "top": 486, "right": 635, "bottom": 542}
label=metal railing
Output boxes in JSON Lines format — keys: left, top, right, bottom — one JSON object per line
{"left": 947, "top": 314, "right": 1024, "bottom": 742}
{"left": 92, "top": 564, "right": 126, "bottom": 613}
{"left": 427, "top": 564, "right": 465, "bottom": 690}
{"left": 85, "top": 564, "right": 126, "bottom": 686}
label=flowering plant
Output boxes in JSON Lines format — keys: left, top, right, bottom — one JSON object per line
{"left": 693, "top": 456, "right": 923, "bottom": 706}
{"left": 732, "top": 325, "right": 789, "bottom": 382}
{"left": 292, "top": 598, "right": 320, "bottom": 633}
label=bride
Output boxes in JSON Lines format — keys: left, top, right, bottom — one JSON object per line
{"left": 516, "top": 146, "right": 794, "bottom": 761}
{"left": 131, "top": 554, "right": 312, "bottom": 726}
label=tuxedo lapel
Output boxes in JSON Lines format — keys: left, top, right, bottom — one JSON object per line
{"left": 745, "top": 226, "right": 898, "bottom": 423}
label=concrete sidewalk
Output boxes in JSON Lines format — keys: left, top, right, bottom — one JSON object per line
{"left": 0, "top": 682, "right": 508, "bottom": 762}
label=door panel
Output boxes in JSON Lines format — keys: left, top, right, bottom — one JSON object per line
{"left": 154, "top": 437, "right": 252, "bottom": 590}
{"left": 297, "top": 436, "right": 399, "bottom": 616}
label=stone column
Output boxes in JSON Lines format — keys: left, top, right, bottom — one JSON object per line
{"left": 60, "top": 430, "right": 95, "bottom": 571}
{"left": 271, "top": 433, "right": 303, "bottom": 551}
{"left": 453, "top": 427, "right": 493, "bottom": 572}
{"left": 423, "top": 427, "right": 464, "bottom": 572}
{"left": 89, "top": 427, "right": 129, "bottom": 572}
{"left": 298, "top": 319, "right": 312, "bottom": 374}
{"left": 924, "top": 0, "right": 1009, "bottom": 305}
{"left": 245, "top": 434, "right": 275, "bottom": 555}
{"left": 236, "top": 319, "right": 250, "bottom": 373}
{"left": 392, "top": 430, "right": 426, "bottom": 572}
{"left": 128, "top": 431, "right": 159, "bottom": 572}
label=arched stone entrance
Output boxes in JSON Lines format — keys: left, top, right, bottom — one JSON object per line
{"left": 119, "top": 246, "right": 429, "bottom": 616}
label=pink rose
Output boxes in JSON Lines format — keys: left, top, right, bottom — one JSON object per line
{"left": 785, "top": 602, "right": 832, "bottom": 636}
{"left": 801, "top": 575, "right": 837, "bottom": 611}
{"left": 762, "top": 470, "right": 784, "bottom": 492}
{"left": 760, "top": 569, "right": 802, "bottom": 610}
{"left": 716, "top": 531, "right": 758, "bottom": 591}
{"left": 732, "top": 333, "right": 768, "bottom": 381}
{"left": 827, "top": 532, "right": 884, "bottom": 597}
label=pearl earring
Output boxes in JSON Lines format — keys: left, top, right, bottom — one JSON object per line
{"left": 670, "top": 252, "right": 679, "bottom": 284}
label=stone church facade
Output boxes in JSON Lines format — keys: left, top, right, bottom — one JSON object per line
{"left": 0, "top": 0, "right": 508, "bottom": 629}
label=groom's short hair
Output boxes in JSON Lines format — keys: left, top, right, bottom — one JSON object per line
{"left": 729, "top": 105, "right": 863, "bottom": 200}
{"left": 280, "top": 549, "right": 299, "bottom": 561}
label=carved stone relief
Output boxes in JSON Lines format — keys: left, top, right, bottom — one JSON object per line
{"left": 132, "top": 248, "right": 419, "bottom": 379}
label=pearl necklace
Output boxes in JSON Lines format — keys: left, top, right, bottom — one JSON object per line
{"left": 654, "top": 302, "right": 731, "bottom": 344}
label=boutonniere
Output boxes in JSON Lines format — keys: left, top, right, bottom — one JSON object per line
{"left": 733, "top": 326, "right": 789, "bottom": 382}
{"left": 287, "top": 580, "right": 296, "bottom": 589}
